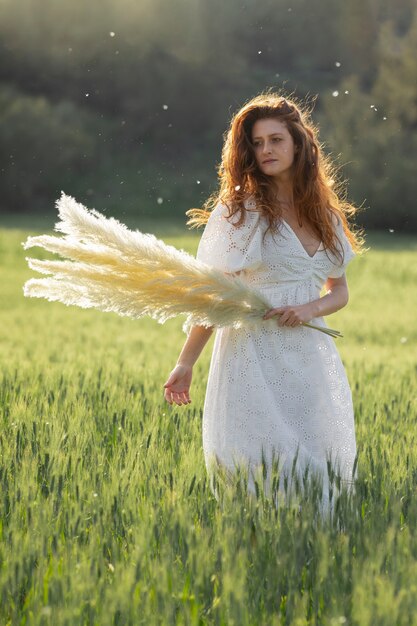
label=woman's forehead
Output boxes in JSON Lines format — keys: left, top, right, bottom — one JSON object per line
{"left": 251, "top": 118, "right": 289, "bottom": 138}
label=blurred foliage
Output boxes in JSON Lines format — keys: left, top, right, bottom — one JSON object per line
{"left": 0, "top": 0, "right": 416, "bottom": 229}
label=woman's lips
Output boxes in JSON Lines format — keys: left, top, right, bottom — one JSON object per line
{"left": 263, "top": 159, "right": 277, "bottom": 164}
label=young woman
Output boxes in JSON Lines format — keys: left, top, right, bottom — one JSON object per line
{"left": 163, "top": 92, "right": 365, "bottom": 510}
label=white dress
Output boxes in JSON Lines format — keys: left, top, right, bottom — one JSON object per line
{"left": 195, "top": 197, "right": 357, "bottom": 509}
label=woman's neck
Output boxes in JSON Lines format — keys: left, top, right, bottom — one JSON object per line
{"left": 276, "top": 196, "right": 297, "bottom": 218}
{"left": 274, "top": 183, "right": 295, "bottom": 210}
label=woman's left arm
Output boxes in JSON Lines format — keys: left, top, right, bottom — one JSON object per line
{"left": 263, "top": 274, "right": 349, "bottom": 327}
{"left": 308, "top": 274, "right": 349, "bottom": 317}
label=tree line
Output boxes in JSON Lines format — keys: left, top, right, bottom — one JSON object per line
{"left": 0, "top": 0, "right": 416, "bottom": 230}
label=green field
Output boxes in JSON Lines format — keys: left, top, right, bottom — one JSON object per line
{"left": 1, "top": 222, "right": 417, "bottom": 625}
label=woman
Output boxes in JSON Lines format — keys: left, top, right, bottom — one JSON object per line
{"left": 163, "top": 92, "right": 365, "bottom": 510}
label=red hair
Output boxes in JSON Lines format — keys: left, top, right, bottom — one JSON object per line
{"left": 186, "top": 90, "right": 366, "bottom": 264}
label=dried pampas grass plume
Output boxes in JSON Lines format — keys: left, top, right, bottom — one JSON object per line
{"left": 22, "top": 192, "right": 342, "bottom": 338}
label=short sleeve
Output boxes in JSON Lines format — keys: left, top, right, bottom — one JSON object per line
{"left": 196, "top": 201, "right": 264, "bottom": 274}
{"left": 327, "top": 216, "right": 356, "bottom": 278}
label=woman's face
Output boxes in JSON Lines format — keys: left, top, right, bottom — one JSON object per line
{"left": 251, "top": 118, "right": 297, "bottom": 180}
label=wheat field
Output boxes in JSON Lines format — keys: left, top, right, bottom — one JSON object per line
{"left": 1, "top": 223, "right": 416, "bottom": 625}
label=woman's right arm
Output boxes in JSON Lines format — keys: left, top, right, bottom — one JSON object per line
{"left": 163, "top": 324, "right": 214, "bottom": 406}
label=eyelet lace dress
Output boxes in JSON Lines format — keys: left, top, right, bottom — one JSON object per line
{"left": 195, "top": 198, "right": 357, "bottom": 510}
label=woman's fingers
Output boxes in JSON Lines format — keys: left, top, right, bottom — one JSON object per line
{"left": 178, "top": 391, "right": 190, "bottom": 404}
{"left": 179, "top": 393, "right": 190, "bottom": 404}
{"left": 263, "top": 306, "right": 305, "bottom": 328}
{"left": 164, "top": 386, "right": 191, "bottom": 406}
{"left": 175, "top": 391, "right": 191, "bottom": 405}
{"left": 263, "top": 308, "right": 283, "bottom": 320}
{"left": 277, "top": 312, "right": 289, "bottom": 326}
{"left": 279, "top": 316, "right": 299, "bottom": 327}
{"left": 164, "top": 388, "right": 173, "bottom": 404}
{"left": 172, "top": 391, "right": 187, "bottom": 406}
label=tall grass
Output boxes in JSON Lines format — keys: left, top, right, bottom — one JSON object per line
{"left": 0, "top": 224, "right": 416, "bottom": 625}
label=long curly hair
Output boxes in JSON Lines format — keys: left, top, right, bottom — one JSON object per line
{"left": 186, "top": 90, "right": 366, "bottom": 264}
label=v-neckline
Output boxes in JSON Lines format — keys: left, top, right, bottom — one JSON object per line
{"left": 282, "top": 219, "right": 323, "bottom": 259}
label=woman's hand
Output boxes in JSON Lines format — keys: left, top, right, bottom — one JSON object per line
{"left": 262, "top": 302, "right": 316, "bottom": 328}
{"left": 163, "top": 364, "right": 193, "bottom": 406}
